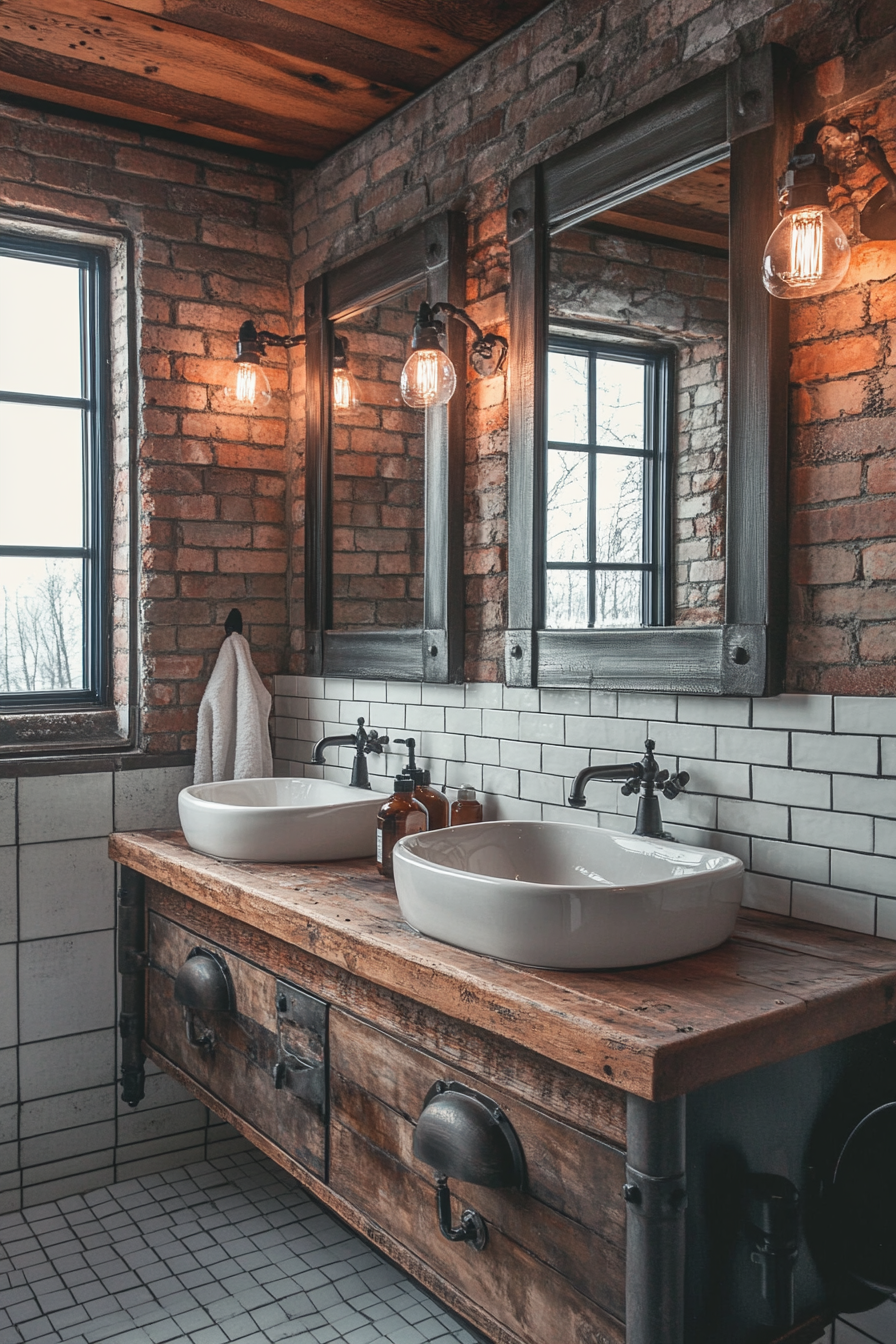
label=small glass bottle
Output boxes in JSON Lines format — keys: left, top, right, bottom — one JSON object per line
{"left": 450, "top": 785, "right": 483, "bottom": 826}
{"left": 377, "top": 775, "right": 428, "bottom": 878}
{"left": 414, "top": 770, "right": 449, "bottom": 830}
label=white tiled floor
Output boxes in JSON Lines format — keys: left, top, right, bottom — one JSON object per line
{"left": 0, "top": 1150, "right": 478, "bottom": 1344}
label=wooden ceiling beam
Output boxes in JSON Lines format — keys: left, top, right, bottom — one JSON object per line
{"left": 0, "top": 0, "right": 409, "bottom": 135}
{"left": 0, "top": 65, "right": 306, "bottom": 156}
{"left": 0, "top": 38, "right": 343, "bottom": 157}
{"left": 114, "top": 0, "right": 448, "bottom": 93}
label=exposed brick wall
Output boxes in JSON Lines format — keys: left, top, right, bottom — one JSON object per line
{"left": 331, "top": 286, "right": 426, "bottom": 630}
{"left": 550, "top": 226, "right": 728, "bottom": 624}
{"left": 0, "top": 102, "right": 294, "bottom": 750}
{"left": 286, "top": 0, "right": 896, "bottom": 688}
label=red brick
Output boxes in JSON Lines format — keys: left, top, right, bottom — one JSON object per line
{"left": 791, "top": 546, "right": 857, "bottom": 585}
{"left": 791, "top": 463, "right": 861, "bottom": 504}
{"left": 790, "top": 334, "right": 881, "bottom": 383}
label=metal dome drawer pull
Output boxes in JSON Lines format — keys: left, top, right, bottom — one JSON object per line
{"left": 413, "top": 1081, "right": 525, "bottom": 1253}
{"left": 173, "top": 947, "right": 236, "bottom": 1053}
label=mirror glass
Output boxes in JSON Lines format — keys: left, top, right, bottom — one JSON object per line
{"left": 547, "top": 154, "right": 729, "bottom": 630}
{"left": 330, "top": 281, "right": 427, "bottom": 632}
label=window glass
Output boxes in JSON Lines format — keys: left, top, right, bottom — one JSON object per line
{"left": 0, "top": 403, "right": 84, "bottom": 547}
{"left": 0, "top": 238, "right": 105, "bottom": 705}
{"left": 545, "top": 338, "right": 666, "bottom": 631}
{"left": 0, "top": 256, "right": 83, "bottom": 399}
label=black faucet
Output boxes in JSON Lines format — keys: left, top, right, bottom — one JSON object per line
{"left": 568, "top": 739, "right": 689, "bottom": 840}
{"left": 312, "top": 717, "right": 389, "bottom": 789}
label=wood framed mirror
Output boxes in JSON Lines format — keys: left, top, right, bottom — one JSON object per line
{"left": 304, "top": 213, "right": 466, "bottom": 682}
{"left": 505, "top": 48, "right": 791, "bottom": 696}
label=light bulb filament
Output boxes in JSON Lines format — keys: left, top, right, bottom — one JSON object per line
{"left": 235, "top": 362, "right": 257, "bottom": 405}
{"left": 788, "top": 210, "right": 824, "bottom": 286}
{"left": 410, "top": 351, "right": 441, "bottom": 406}
{"left": 333, "top": 368, "right": 353, "bottom": 410}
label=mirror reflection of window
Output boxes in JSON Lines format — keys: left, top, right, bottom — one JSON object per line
{"left": 546, "top": 341, "right": 668, "bottom": 630}
{"left": 330, "top": 283, "right": 427, "bottom": 632}
{"left": 547, "top": 154, "right": 729, "bottom": 630}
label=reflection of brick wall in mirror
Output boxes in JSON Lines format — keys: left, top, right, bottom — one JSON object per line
{"left": 550, "top": 191, "right": 728, "bottom": 627}
{"left": 331, "top": 285, "right": 427, "bottom": 630}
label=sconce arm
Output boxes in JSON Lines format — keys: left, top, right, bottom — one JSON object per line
{"left": 430, "top": 302, "right": 485, "bottom": 344}
{"left": 429, "top": 303, "right": 508, "bottom": 378}
{"left": 254, "top": 330, "right": 306, "bottom": 349}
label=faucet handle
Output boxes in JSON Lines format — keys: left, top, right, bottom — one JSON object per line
{"left": 365, "top": 730, "right": 388, "bottom": 755}
{"left": 663, "top": 770, "right": 690, "bottom": 800}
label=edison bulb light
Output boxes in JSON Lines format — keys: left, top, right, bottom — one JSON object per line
{"left": 762, "top": 206, "right": 851, "bottom": 298}
{"left": 332, "top": 365, "right": 360, "bottom": 412}
{"left": 224, "top": 360, "right": 272, "bottom": 408}
{"left": 400, "top": 348, "right": 457, "bottom": 408}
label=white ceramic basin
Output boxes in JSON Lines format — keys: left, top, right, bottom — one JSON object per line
{"left": 178, "top": 777, "right": 383, "bottom": 863}
{"left": 392, "top": 821, "right": 744, "bottom": 968}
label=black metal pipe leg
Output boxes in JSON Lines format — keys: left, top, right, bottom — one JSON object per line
{"left": 117, "top": 865, "right": 146, "bottom": 1107}
{"left": 625, "top": 1095, "right": 686, "bottom": 1344}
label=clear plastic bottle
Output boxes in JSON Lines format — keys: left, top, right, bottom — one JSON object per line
{"left": 377, "top": 775, "right": 428, "bottom": 878}
{"left": 450, "top": 785, "right": 483, "bottom": 826}
{"left": 414, "top": 770, "right": 449, "bottom": 830}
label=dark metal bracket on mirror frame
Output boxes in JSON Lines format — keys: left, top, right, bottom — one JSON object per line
{"left": 303, "top": 213, "right": 467, "bottom": 685}
{"left": 505, "top": 45, "right": 793, "bottom": 696}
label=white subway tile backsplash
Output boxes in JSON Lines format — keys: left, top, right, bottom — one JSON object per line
{"left": 678, "top": 696, "right": 750, "bottom": 726}
{"left": 19, "top": 838, "right": 115, "bottom": 941}
{"left": 419, "top": 732, "right": 465, "bottom": 762}
{"left": 717, "top": 727, "right": 789, "bottom": 766}
{"left": 882, "top": 737, "right": 896, "bottom": 776}
{"left": 324, "top": 677, "right": 354, "bottom": 699}
{"left": 831, "top": 849, "right": 896, "bottom": 899}
{"left": 0, "top": 1050, "right": 15, "bottom": 1109}
{"left": 669, "top": 791, "right": 718, "bottom": 829}
{"left": 618, "top": 692, "right": 677, "bottom": 721}
{"left": 836, "top": 696, "right": 896, "bottom": 737}
{"left": 354, "top": 678, "right": 388, "bottom": 702}
{"left": 792, "top": 882, "right": 875, "bottom": 934}
{"left": 483, "top": 709, "right": 519, "bottom": 740}
{"left": 421, "top": 684, "right": 466, "bottom": 706}
{"left": 501, "top": 739, "right": 542, "bottom": 771}
{"left": 792, "top": 808, "right": 873, "bottom": 853}
{"left": 566, "top": 716, "right": 647, "bottom": 752}
{"left": 403, "top": 704, "right": 445, "bottom": 733}
{"left": 0, "top": 848, "right": 16, "bottom": 945}
{"left": 682, "top": 759, "right": 750, "bottom": 798}
{"left": 21, "top": 1085, "right": 115, "bottom": 1138}
{"left": 445, "top": 707, "right": 483, "bottom": 736}
{"left": 18, "top": 931, "right": 114, "bottom": 1044}
{"left": 19, "top": 1029, "right": 114, "bottom": 1102}
{"left": 483, "top": 765, "right": 519, "bottom": 798}
{"left": 542, "top": 743, "right": 589, "bottom": 777}
{"left": 464, "top": 682, "right": 503, "bottom": 708}
{"left": 540, "top": 687, "right": 590, "bottom": 715}
{"left": 386, "top": 682, "right": 422, "bottom": 704}
{"left": 338, "top": 699, "right": 371, "bottom": 724}
{"left": 446, "top": 761, "right": 482, "bottom": 790}
{"left": 742, "top": 872, "right": 791, "bottom": 916}
{"left": 875, "top": 818, "right": 896, "bottom": 856}
{"left": 753, "top": 695, "right": 833, "bottom": 732}
{"left": 875, "top": 898, "right": 896, "bottom": 941}
{"left": 718, "top": 798, "right": 788, "bottom": 840}
{"left": 0, "top": 782, "right": 15, "bottom": 846}
{"left": 833, "top": 775, "right": 896, "bottom": 818}
{"left": 651, "top": 721, "right": 715, "bottom": 759}
{"left": 465, "top": 736, "right": 500, "bottom": 766}
{"left": 293, "top": 674, "right": 325, "bottom": 697}
{"left": 793, "top": 733, "right": 878, "bottom": 776}
{"left": 753, "top": 766, "right": 830, "bottom": 809}
{"left": 0, "top": 945, "right": 16, "bottom": 1050}
{"left": 753, "top": 838, "right": 829, "bottom": 884}
{"left": 18, "top": 773, "right": 113, "bottom": 845}
{"left": 486, "top": 795, "right": 542, "bottom": 822}
{"left": 502, "top": 687, "right": 540, "bottom": 711}
{"left": 519, "top": 711, "right": 565, "bottom": 744}
{"left": 520, "top": 771, "right": 565, "bottom": 806}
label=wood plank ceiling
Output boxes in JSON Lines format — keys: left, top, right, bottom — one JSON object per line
{"left": 0, "top": 0, "right": 551, "bottom": 160}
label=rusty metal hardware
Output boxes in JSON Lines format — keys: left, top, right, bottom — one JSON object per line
{"left": 414, "top": 1080, "right": 525, "bottom": 1253}
{"left": 174, "top": 947, "right": 236, "bottom": 1054}
{"left": 273, "top": 979, "right": 328, "bottom": 1117}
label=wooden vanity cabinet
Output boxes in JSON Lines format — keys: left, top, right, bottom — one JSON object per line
{"left": 142, "top": 880, "right": 628, "bottom": 1344}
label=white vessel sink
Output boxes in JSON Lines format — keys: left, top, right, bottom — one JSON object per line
{"left": 392, "top": 821, "right": 743, "bottom": 969}
{"left": 178, "top": 777, "right": 383, "bottom": 863}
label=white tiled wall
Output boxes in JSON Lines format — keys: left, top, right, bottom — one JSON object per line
{"left": 0, "top": 763, "right": 248, "bottom": 1213}
{"left": 272, "top": 678, "right": 896, "bottom": 941}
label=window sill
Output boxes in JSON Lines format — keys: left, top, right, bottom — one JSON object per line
{"left": 0, "top": 707, "right": 130, "bottom": 756}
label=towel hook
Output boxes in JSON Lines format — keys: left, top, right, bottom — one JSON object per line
{"left": 224, "top": 608, "right": 243, "bottom": 637}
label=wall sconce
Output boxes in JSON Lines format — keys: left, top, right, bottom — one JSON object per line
{"left": 332, "top": 336, "right": 360, "bottom": 413}
{"left": 224, "top": 320, "right": 306, "bottom": 408}
{"left": 400, "top": 302, "right": 508, "bottom": 409}
{"left": 761, "top": 133, "right": 851, "bottom": 299}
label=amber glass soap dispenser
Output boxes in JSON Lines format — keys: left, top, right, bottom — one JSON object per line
{"left": 450, "top": 785, "right": 483, "bottom": 826}
{"left": 377, "top": 775, "right": 427, "bottom": 878}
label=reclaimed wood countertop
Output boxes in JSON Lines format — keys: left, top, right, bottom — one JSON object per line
{"left": 110, "top": 828, "right": 896, "bottom": 1102}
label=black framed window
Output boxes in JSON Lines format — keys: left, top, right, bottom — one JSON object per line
{"left": 544, "top": 334, "right": 672, "bottom": 630}
{"left": 0, "top": 236, "right": 109, "bottom": 708}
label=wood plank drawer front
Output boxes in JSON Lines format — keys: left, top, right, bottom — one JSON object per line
{"left": 146, "top": 911, "right": 327, "bottom": 1178}
{"left": 329, "top": 1009, "right": 626, "bottom": 1344}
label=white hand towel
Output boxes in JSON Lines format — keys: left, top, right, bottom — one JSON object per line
{"left": 193, "top": 632, "right": 273, "bottom": 784}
